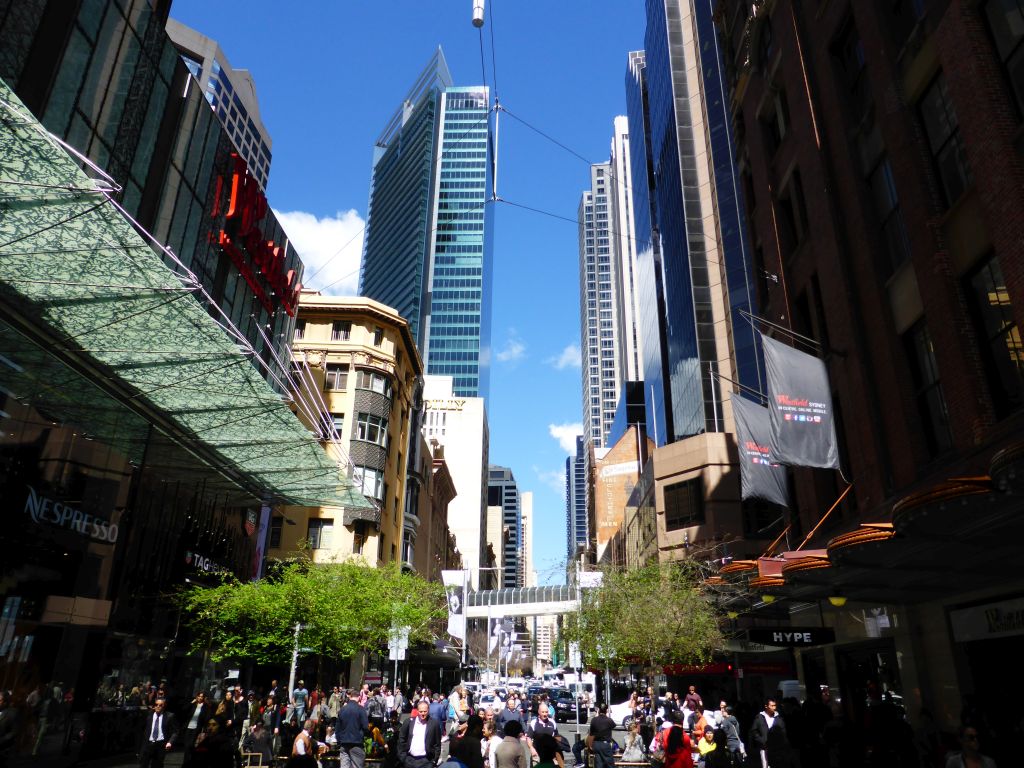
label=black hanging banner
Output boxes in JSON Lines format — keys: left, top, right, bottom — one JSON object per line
{"left": 731, "top": 394, "right": 790, "bottom": 507}
{"left": 761, "top": 333, "right": 841, "bottom": 470}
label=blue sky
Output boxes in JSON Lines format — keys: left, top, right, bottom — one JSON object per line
{"left": 171, "top": 0, "right": 646, "bottom": 585}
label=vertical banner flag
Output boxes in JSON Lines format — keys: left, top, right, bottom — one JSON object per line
{"left": 730, "top": 395, "right": 790, "bottom": 507}
{"left": 441, "top": 570, "right": 465, "bottom": 641}
{"left": 761, "top": 333, "right": 841, "bottom": 469}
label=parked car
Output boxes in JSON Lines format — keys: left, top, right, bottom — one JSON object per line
{"left": 608, "top": 699, "right": 663, "bottom": 728}
{"left": 551, "top": 688, "right": 586, "bottom": 724}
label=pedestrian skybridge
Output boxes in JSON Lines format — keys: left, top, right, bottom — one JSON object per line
{"left": 465, "top": 585, "right": 580, "bottom": 617}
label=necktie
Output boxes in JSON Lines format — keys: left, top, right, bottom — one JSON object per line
{"left": 152, "top": 714, "right": 160, "bottom": 741}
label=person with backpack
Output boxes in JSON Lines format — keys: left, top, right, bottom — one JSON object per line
{"left": 368, "top": 688, "right": 387, "bottom": 731}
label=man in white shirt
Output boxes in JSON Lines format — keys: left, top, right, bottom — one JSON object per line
{"left": 138, "top": 698, "right": 177, "bottom": 768}
{"left": 398, "top": 700, "right": 442, "bottom": 768}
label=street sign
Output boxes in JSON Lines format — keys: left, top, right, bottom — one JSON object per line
{"left": 746, "top": 628, "right": 836, "bottom": 646}
{"left": 568, "top": 641, "right": 581, "bottom": 668}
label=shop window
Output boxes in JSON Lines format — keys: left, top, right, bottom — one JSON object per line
{"left": 307, "top": 518, "right": 333, "bottom": 549}
{"left": 966, "top": 254, "right": 1024, "bottom": 417}
{"left": 903, "top": 320, "right": 953, "bottom": 457}
{"left": 269, "top": 516, "right": 283, "bottom": 548}
{"left": 331, "top": 321, "right": 351, "bottom": 341}
{"left": 664, "top": 478, "right": 705, "bottom": 531}
{"left": 983, "top": 0, "right": 1024, "bottom": 117}
{"left": 918, "top": 74, "right": 971, "bottom": 208}
{"left": 325, "top": 363, "right": 348, "bottom": 391}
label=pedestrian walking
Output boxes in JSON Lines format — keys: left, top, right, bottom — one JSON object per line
{"left": 749, "top": 698, "right": 790, "bottom": 768}
{"left": 660, "top": 713, "right": 693, "bottom": 768}
{"left": 684, "top": 687, "right": 703, "bottom": 715}
{"left": 181, "top": 691, "right": 211, "bottom": 766}
{"left": 494, "top": 720, "right": 530, "bottom": 768}
{"left": 586, "top": 704, "right": 617, "bottom": 768}
{"left": 138, "top": 697, "right": 178, "bottom": 768}
{"left": 449, "top": 714, "right": 485, "bottom": 768}
{"left": 337, "top": 687, "right": 371, "bottom": 768}
{"left": 291, "top": 680, "right": 310, "bottom": 724}
{"left": 398, "top": 700, "right": 442, "bottom": 768}
{"left": 945, "top": 724, "right": 998, "bottom": 768}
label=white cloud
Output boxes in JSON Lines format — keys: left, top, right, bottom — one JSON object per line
{"left": 495, "top": 329, "right": 526, "bottom": 363}
{"left": 548, "top": 422, "right": 583, "bottom": 454}
{"left": 274, "top": 208, "right": 365, "bottom": 295}
{"left": 548, "top": 343, "right": 582, "bottom": 370}
{"left": 533, "top": 465, "right": 566, "bottom": 495}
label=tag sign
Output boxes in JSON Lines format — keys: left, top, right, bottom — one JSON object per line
{"left": 747, "top": 628, "right": 835, "bottom": 646}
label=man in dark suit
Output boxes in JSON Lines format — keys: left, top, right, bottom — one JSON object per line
{"left": 139, "top": 697, "right": 178, "bottom": 768}
{"left": 397, "top": 700, "right": 441, "bottom": 768}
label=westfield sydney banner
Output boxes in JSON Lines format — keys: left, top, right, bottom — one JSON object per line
{"left": 441, "top": 570, "right": 466, "bottom": 640}
{"left": 762, "top": 333, "right": 841, "bottom": 470}
{"left": 731, "top": 394, "right": 790, "bottom": 507}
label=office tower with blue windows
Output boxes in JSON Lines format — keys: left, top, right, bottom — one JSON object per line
{"left": 625, "top": 0, "right": 763, "bottom": 446}
{"left": 565, "top": 436, "right": 588, "bottom": 561}
{"left": 360, "top": 48, "right": 494, "bottom": 399}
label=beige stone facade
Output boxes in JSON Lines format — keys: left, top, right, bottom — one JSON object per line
{"left": 270, "top": 292, "right": 421, "bottom": 566}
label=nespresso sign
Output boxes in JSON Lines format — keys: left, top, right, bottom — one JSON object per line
{"left": 24, "top": 486, "right": 119, "bottom": 543}
{"left": 747, "top": 628, "right": 835, "bottom": 646}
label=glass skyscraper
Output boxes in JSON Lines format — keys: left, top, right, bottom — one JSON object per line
{"left": 360, "top": 49, "right": 493, "bottom": 399}
{"left": 565, "top": 436, "right": 588, "bottom": 560}
{"left": 625, "top": 0, "right": 763, "bottom": 445}
{"left": 488, "top": 465, "right": 521, "bottom": 588}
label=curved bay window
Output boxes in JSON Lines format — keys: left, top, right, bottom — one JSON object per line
{"left": 355, "top": 368, "right": 392, "bottom": 398}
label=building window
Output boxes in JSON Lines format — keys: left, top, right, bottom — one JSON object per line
{"left": 294, "top": 319, "right": 306, "bottom": 340}
{"left": 269, "top": 516, "right": 283, "bottom": 548}
{"left": 356, "top": 369, "right": 392, "bottom": 397}
{"left": 332, "top": 321, "right": 351, "bottom": 341}
{"left": 663, "top": 478, "right": 705, "bottom": 531}
{"left": 325, "top": 363, "right": 349, "bottom": 390}
{"left": 904, "top": 320, "right": 953, "bottom": 457}
{"left": 354, "top": 465, "right": 384, "bottom": 500}
{"left": 352, "top": 523, "right": 366, "bottom": 555}
{"left": 331, "top": 413, "right": 345, "bottom": 434}
{"left": 984, "top": 0, "right": 1024, "bottom": 117}
{"left": 918, "top": 74, "right": 971, "bottom": 208}
{"left": 832, "top": 18, "right": 871, "bottom": 127}
{"left": 884, "top": 0, "right": 925, "bottom": 55}
{"left": 307, "top": 518, "right": 334, "bottom": 549}
{"left": 867, "top": 155, "right": 912, "bottom": 275}
{"left": 966, "top": 254, "right": 1024, "bottom": 417}
{"left": 355, "top": 412, "right": 388, "bottom": 446}
{"left": 777, "top": 169, "right": 809, "bottom": 257}
{"left": 373, "top": 326, "right": 385, "bottom": 346}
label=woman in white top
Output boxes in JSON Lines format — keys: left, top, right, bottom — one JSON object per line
{"left": 482, "top": 720, "right": 505, "bottom": 768}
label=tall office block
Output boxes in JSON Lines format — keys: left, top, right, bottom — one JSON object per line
{"left": 578, "top": 161, "right": 622, "bottom": 450}
{"left": 488, "top": 466, "right": 521, "bottom": 588}
{"left": 565, "top": 436, "right": 588, "bottom": 560}
{"left": 609, "top": 116, "right": 644, "bottom": 384}
{"left": 360, "top": 49, "right": 494, "bottom": 399}
{"left": 166, "top": 18, "right": 273, "bottom": 189}
{"left": 625, "top": 0, "right": 763, "bottom": 446}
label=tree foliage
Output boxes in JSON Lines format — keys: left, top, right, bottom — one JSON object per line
{"left": 564, "top": 560, "right": 723, "bottom": 668}
{"left": 179, "top": 558, "right": 447, "bottom": 664}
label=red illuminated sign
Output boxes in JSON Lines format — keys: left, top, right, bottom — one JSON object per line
{"left": 213, "top": 154, "right": 301, "bottom": 316}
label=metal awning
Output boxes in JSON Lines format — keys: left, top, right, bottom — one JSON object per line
{"left": 0, "top": 80, "right": 372, "bottom": 511}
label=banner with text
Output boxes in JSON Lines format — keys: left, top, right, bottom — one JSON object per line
{"left": 731, "top": 394, "right": 790, "bottom": 507}
{"left": 441, "top": 570, "right": 465, "bottom": 641}
{"left": 762, "top": 333, "right": 841, "bottom": 470}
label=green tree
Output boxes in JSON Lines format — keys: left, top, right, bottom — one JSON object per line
{"left": 564, "top": 560, "right": 723, "bottom": 669}
{"left": 179, "top": 558, "right": 446, "bottom": 663}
